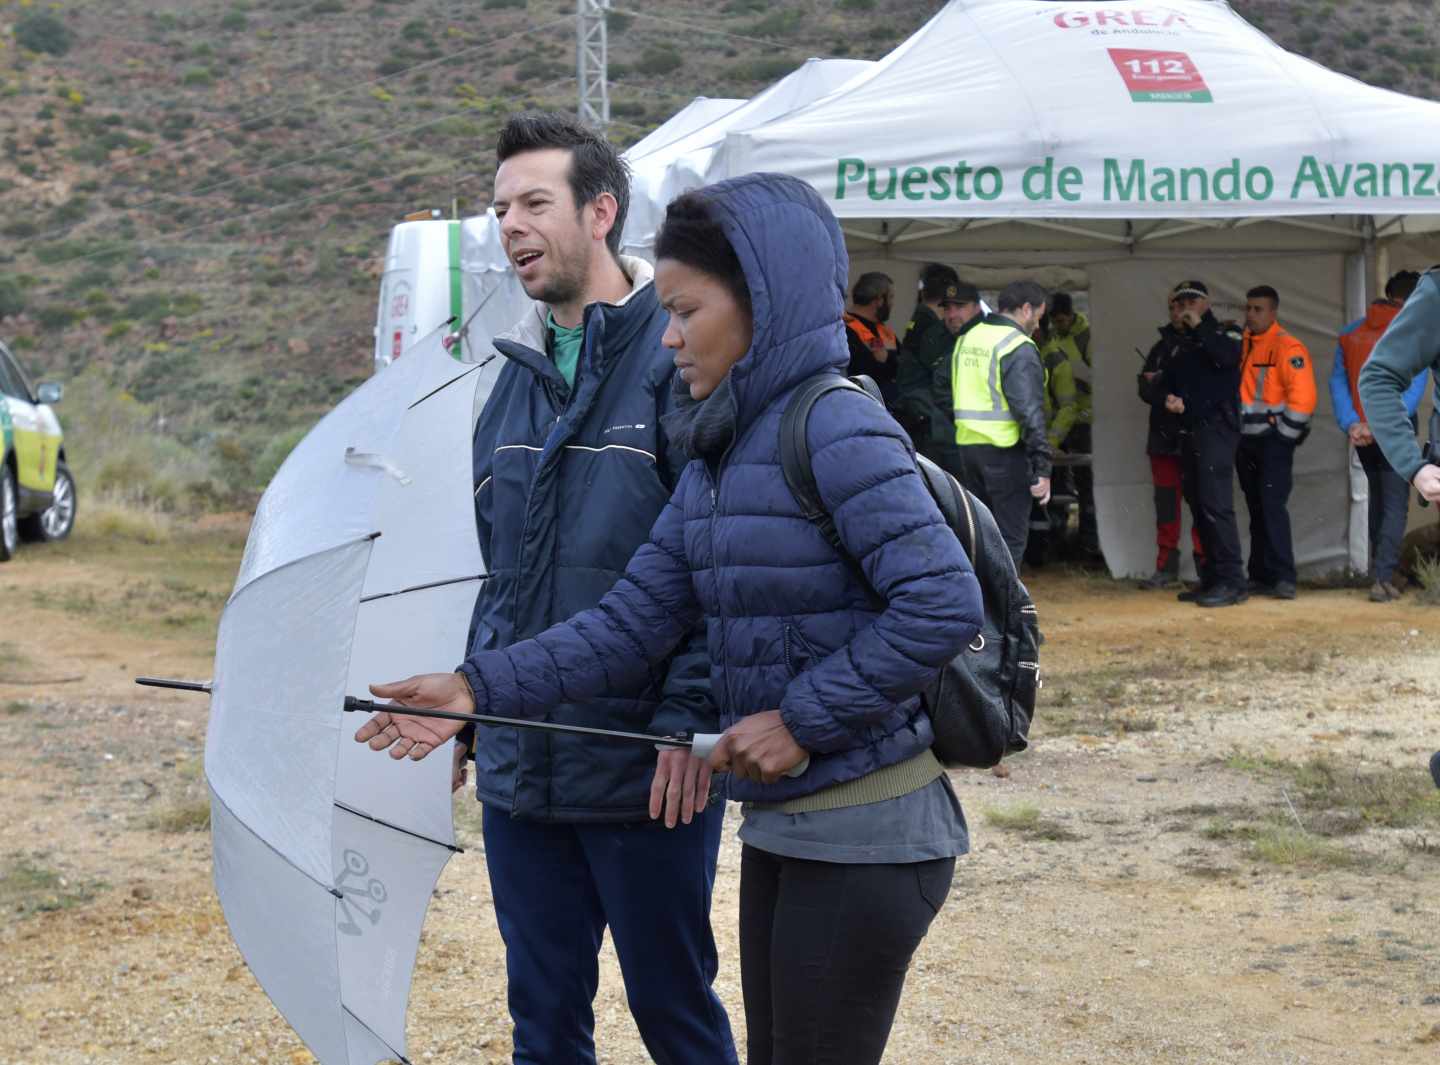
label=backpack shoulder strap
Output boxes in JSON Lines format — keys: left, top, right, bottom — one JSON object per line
{"left": 780, "top": 374, "right": 878, "bottom": 554}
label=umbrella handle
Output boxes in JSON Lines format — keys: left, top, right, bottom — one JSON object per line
{"left": 676, "top": 733, "right": 810, "bottom": 779}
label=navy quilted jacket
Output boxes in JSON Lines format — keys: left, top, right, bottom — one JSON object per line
{"left": 458, "top": 174, "right": 984, "bottom": 803}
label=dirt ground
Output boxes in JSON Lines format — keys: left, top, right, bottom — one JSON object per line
{"left": 2, "top": 517, "right": 1439, "bottom": 1065}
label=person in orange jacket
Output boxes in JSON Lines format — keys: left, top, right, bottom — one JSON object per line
{"left": 1237, "top": 285, "right": 1317, "bottom": 599}
{"left": 1332, "top": 270, "right": 1425, "bottom": 602}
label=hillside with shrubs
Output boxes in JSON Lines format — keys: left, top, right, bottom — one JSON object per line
{"left": 0, "top": 0, "right": 1435, "bottom": 522}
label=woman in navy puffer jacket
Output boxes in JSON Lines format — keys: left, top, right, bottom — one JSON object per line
{"left": 361, "top": 173, "right": 984, "bottom": 1064}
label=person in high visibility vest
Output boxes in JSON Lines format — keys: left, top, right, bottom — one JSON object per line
{"left": 1332, "top": 270, "right": 1425, "bottom": 602}
{"left": 1160, "top": 279, "right": 1247, "bottom": 607}
{"left": 1237, "top": 285, "right": 1317, "bottom": 600}
{"left": 1038, "top": 292, "right": 1098, "bottom": 557}
{"left": 894, "top": 266, "right": 982, "bottom": 464}
{"left": 844, "top": 272, "right": 900, "bottom": 406}
{"left": 950, "top": 279, "right": 1052, "bottom": 566}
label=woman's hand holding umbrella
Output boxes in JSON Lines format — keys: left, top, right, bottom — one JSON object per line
{"left": 355, "top": 672, "right": 476, "bottom": 760}
{"left": 707, "top": 711, "right": 808, "bottom": 784}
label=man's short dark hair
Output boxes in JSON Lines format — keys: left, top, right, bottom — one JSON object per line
{"left": 655, "top": 191, "right": 751, "bottom": 315}
{"left": 997, "top": 280, "right": 1047, "bottom": 314}
{"left": 1247, "top": 285, "right": 1280, "bottom": 307}
{"left": 851, "top": 272, "right": 893, "bottom": 307}
{"left": 1385, "top": 270, "right": 1421, "bottom": 301}
{"left": 496, "top": 112, "right": 631, "bottom": 256}
{"left": 919, "top": 263, "right": 960, "bottom": 302}
{"left": 1048, "top": 292, "right": 1075, "bottom": 317}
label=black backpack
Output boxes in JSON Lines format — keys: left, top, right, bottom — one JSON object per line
{"left": 780, "top": 374, "right": 1041, "bottom": 769}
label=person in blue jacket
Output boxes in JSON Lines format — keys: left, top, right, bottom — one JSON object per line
{"left": 397, "top": 113, "right": 736, "bottom": 1065}
{"left": 1330, "top": 270, "right": 1426, "bottom": 601}
{"left": 358, "top": 173, "right": 984, "bottom": 1065}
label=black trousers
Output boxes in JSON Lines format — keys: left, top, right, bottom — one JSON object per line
{"left": 1235, "top": 434, "right": 1297, "bottom": 586}
{"left": 1062, "top": 423, "right": 1098, "bottom": 551}
{"left": 738, "top": 846, "right": 954, "bottom": 1065}
{"left": 1180, "top": 422, "right": 1244, "bottom": 588}
{"left": 949, "top": 443, "right": 1032, "bottom": 567}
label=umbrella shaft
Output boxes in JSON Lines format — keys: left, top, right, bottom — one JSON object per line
{"left": 343, "top": 696, "right": 693, "bottom": 750}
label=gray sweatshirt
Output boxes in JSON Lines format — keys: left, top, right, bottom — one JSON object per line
{"left": 1359, "top": 268, "right": 1440, "bottom": 483}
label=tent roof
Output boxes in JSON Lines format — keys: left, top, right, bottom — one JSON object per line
{"left": 622, "top": 58, "right": 874, "bottom": 250}
{"left": 622, "top": 96, "right": 746, "bottom": 163}
{"left": 711, "top": 0, "right": 1440, "bottom": 250}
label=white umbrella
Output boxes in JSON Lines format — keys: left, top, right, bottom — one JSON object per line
{"left": 202, "top": 330, "right": 482, "bottom": 1064}
{"left": 138, "top": 331, "right": 764, "bottom": 1063}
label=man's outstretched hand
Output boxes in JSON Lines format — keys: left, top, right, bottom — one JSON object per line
{"left": 354, "top": 672, "right": 476, "bottom": 761}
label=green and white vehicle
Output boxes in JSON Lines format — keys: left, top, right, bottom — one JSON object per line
{"left": 0, "top": 340, "right": 75, "bottom": 562}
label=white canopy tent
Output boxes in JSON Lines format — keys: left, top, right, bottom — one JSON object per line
{"left": 699, "top": 0, "right": 1440, "bottom": 578}
{"left": 619, "top": 58, "right": 873, "bottom": 253}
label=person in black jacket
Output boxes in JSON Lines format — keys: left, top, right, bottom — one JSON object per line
{"left": 1160, "top": 280, "right": 1246, "bottom": 607}
{"left": 1137, "top": 295, "right": 1206, "bottom": 588}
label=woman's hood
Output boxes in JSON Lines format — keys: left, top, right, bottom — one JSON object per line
{"left": 691, "top": 173, "right": 851, "bottom": 432}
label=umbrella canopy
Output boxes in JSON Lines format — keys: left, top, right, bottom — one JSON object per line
{"left": 205, "top": 331, "right": 483, "bottom": 1064}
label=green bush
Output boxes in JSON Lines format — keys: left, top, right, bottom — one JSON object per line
{"left": 181, "top": 67, "right": 215, "bottom": 87}
{"left": 36, "top": 305, "right": 81, "bottom": 331}
{"left": 0, "top": 277, "right": 25, "bottom": 320}
{"left": 481, "top": 0, "right": 526, "bottom": 8}
{"left": 220, "top": 11, "right": 249, "bottom": 31}
{"left": 635, "top": 47, "right": 683, "bottom": 77}
{"left": 15, "top": 14, "right": 74, "bottom": 57}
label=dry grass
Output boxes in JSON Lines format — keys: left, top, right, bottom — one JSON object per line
{"left": 144, "top": 799, "right": 212, "bottom": 834}
{"left": 76, "top": 499, "right": 174, "bottom": 545}
{"left": 1249, "top": 826, "right": 1356, "bottom": 869}
{"left": 983, "top": 801, "right": 1083, "bottom": 841}
{"left": 0, "top": 858, "right": 104, "bottom": 919}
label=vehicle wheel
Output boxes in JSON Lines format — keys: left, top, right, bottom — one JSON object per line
{"left": 20, "top": 461, "right": 76, "bottom": 543}
{"left": 0, "top": 465, "right": 17, "bottom": 562}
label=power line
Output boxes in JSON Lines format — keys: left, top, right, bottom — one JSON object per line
{"left": 609, "top": 7, "right": 832, "bottom": 54}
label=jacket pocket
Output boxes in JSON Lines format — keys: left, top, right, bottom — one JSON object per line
{"left": 783, "top": 623, "right": 821, "bottom": 678}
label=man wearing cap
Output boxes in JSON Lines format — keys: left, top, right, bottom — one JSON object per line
{"left": 1159, "top": 280, "right": 1247, "bottom": 607}
{"left": 1333, "top": 270, "right": 1425, "bottom": 602}
{"left": 1236, "top": 285, "right": 1317, "bottom": 601}
{"left": 951, "top": 279, "right": 1053, "bottom": 566}
{"left": 896, "top": 267, "right": 984, "bottom": 461}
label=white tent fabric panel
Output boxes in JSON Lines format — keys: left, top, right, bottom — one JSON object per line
{"left": 207, "top": 539, "right": 371, "bottom": 886}
{"left": 623, "top": 97, "right": 746, "bottom": 162}
{"left": 621, "top": 58, "right": 874, "bottom": 253}
{"left": 715, "top": 0, "right": 1440, "bottom": 222}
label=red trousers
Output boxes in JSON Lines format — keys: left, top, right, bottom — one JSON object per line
{"left": 1150, "top": 454, "right": 1205, "bottom": 570}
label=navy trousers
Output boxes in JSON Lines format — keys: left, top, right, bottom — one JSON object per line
{"left": 1236, "top": 434, "right": 1297, "bottom": 586}
{"left": 1181, "top": 423, "right": 1244, "bottom": 589}
{"left": 481, "top": 804, "right": 737, "bottom": 1065}
{"left": 1357, "top": 442, "right": 1411, "bottom": 584}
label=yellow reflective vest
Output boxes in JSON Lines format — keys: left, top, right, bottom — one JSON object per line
{"left": 951, "top": 320, "right": 1033, "bottom": 447}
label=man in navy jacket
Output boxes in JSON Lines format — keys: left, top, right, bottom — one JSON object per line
{"left": 369, "top": 114, "right": 736, "bottom": 1065}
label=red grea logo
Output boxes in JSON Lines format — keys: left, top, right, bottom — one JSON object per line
{"left": 1054, "top": 8, "right": 1190, "bottom": 29}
